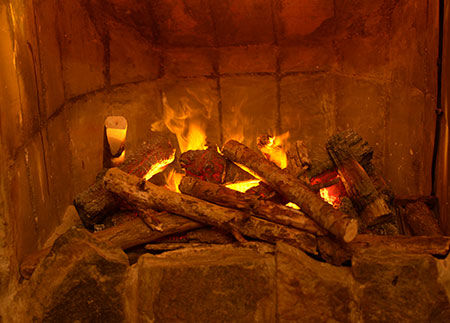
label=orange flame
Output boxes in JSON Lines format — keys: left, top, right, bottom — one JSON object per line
{"left": 285, "top": 202, "right": 300, "bottom": 210}
{"left": 164, "top": 170, "right": 184, "bottom": 193}
{"left": 258, "top": 132, "right": 290, "bottom": 169}
{"left": 143, "top": 151, "right": 176, "bottom": 181}
{"left": 225, "top": 180, "right": 261, "bottom": 193}
{"left": 320, "top": 187, "right": 338, "bottom": 206}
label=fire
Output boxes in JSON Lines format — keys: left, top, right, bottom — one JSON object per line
{"left": 225, "top": 180, "right": 261, "bottom": 193}
{"left": 320, "top": 187, "right": 338, "bottom": 206}
{"left": 143, "top": 151, "right": 176, "bottom": 181}
{"left": 257, "top": 132, "right": 290, "bottom": 169}
{"left": 164, "top": 169, "right": 184, "bottom": 193}
{"left": 285, "top": 202, "right": 300, "bottom": 209}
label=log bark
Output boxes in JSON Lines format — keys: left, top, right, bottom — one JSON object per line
{"left": 74, "top": 134, "right": 175, "bottom": 227}
{"left": 179, "top": 176, "right": 326, "bottom": 236}
{"left": 222, "top": 140, "right": 358, "bottom": 242}
{"left": 403, "top": 202, "right": 443, "bottom": 236}
{"left": 103, "top": 168, "right": 318, "bottom": 255}
{"left": 20, "top": 211, "right": 202, "bottom": 279}
{"left": 326, "top": 136, "right": 391, "bottom": 228}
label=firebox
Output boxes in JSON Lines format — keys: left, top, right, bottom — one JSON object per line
{"left": 1, "top": 0, "right": 450, "bottom": 322}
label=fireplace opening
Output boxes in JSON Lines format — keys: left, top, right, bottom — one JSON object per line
{"left": 1, "top": 0, "right": 450, "bottom": 321}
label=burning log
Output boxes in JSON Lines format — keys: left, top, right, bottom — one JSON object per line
{"left": 20, "top": 210, "right": 202, "bottom": 279}
{"left": 103, "top": 116, "right": 127, "bottom": 168}
{"left": 221, "top": 140, "right": 358, "bottom": 242}
{"left": 74, "top": 134, "right": 175, "bottom": 228}
{"left": 179, "top": 176, "right": 326, "bottom": 236}
{"left": 286, "top": 140, "right": 311, "bottom": 179}
{"left": 103, "top": 168, "right": 318, "bottom": 255}
{"left": 326, "top": 135, "right": 392, "bottom": 229}
{"left": 179, "top": 147, "right": 253, "bottom": 184}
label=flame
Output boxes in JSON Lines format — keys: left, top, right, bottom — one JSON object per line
{"left": 258, "top": 132, "right": 290, "bottom": 169}
{"left": 225, "top": 180, "right": 261, "bottom": 193}
{"left": 285, "top": 202, "right": 300, "bottom": 210}
{"left": 320, "top": 187, "right": 338, "bottom": 206}
{"left": 164, "top": 170, "right": 184, "bottom": 193}
{"left": 143, "top": 151, "right": 176, "bottom": 181}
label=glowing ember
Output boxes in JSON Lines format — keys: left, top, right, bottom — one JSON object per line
{"left": 320, "top": 187, "right": 338, "bottom": 206}
{"left": 285, "top": 202, "right": 300, "bottom": 209}
{"left": 225, "top": 180, "right": 261, "bottom": 193}
{"left": 143, "top": 151, "right": 176, "bottom": 181}
{"left": 257, "top": 132, "right": 290, "bottom": 169}
{"left": 164, "top": 170, "right": 184, "bottom": 193}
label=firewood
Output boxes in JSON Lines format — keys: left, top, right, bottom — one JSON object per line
{"left": 403, "top": 202, "right": 443, "bottom": 236}
{"left": 349, "top": 234, "right": 450, "bottom": 256}
{"left": 286, "top": 140, "right": 311, "bottom": 178}
{"left": 20, "top": 211, "right": 202, "bottom": 279}
{"left": 179, "top": 176, "right": 326, "bottom": 236}
{"left": 74, "top": 134, "right": 175, "bottom": 228}
{"left": 221, "top": 140, "right": 358, "bottom": 242}
{"left": 103, "top": 116, "right": 127, "bottom": 168}
{"left": 103, "top": 168, "right": 318, "bottom": 255}
{"left": 326, "top": 135, "right": 392, "bottom": 228}
{"left": 179, "top": 147, "right": 254, "bottom": 184}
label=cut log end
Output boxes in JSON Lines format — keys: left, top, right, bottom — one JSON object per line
{"left": 342, "top": 218, "right": 359, "bottom": 242}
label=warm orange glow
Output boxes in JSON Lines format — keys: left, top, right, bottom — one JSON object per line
{"left": 320, "top": 187, "right": 338, "bottom": 206}
{"left": 285, "top": 202, "right": 300, "bottom": 209}
{"left": 258, "top": 132, "right": 290, "bottom": 169}
{"left": 164, "top": 170, "right": 184, "bottom": 193}
{"left": 143, "top": 151, "right": 176, "bottom": 181}
{"left": 225, "top": 180, "right": 261, "bottom": 193}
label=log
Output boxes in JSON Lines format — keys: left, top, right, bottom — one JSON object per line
{"left": 349, "top": 234, "right": 450, "bottom": 255}
{"left": 286, "top": 140, "right": 311, "bottom": 178}
{"left": 20, "top": 211, "right": 202, "bottom": 279}
{"left": 326, "top": 136, "right": 392, "bottom": 228}
{"left": 74, "top": 133, "right": 175, "bottom": 227}
{"left": 221, "top": 140, "right": 358, "bottom": 242}
{"left": 103, "top": 168, "right": 318, "bottom": 254}
{"left": 403, "top": 202, "right": 443, "bottom": 236}
{"left": 179, "top": 176, "right": 326, "bottom": 236}
{"left": 103, "top": 116, "right": 127, "bottom": 168}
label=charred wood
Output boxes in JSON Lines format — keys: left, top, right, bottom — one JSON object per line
{"left": 221, "top": 140, "right": 358, "bottom": 242}
{"left": 403, "top": 202, "right": 443, "bottom": 236}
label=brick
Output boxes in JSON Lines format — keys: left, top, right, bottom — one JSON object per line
{"left": 210, "top": 0, "right": 274, "bottom": 46}
{"left": 278, "top": 0, "right": 334, "bottom": 42}
{"left": 280, "top": 74, "right": 336, "bottom": 148}
{"left": 57, "top": 0, "right": 105, "bottom": 98}
{"left": 150, "top": 0, "right": 214, "bottom": 47}
{"left": 109, "top": 22, "right": 160, "bottom": 85}
{"left": 219, "top": 44, "right": 276, "bottom": 74}
{"left": 164, "top": 47, "right": 214, "bottom": 77}
{"left": 221, "top": 75, "right": 278, "bottom": 149}
{"left": 279, "top": 43, "right": 336, "bottom": 73}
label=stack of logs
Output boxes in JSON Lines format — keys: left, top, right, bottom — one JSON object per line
{"left": 20, "top": 129, "right": 448, "bottom": 279}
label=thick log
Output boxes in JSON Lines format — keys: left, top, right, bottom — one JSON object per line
{"left": 326, "top": 136, "right": 391, "bottom": 228}
{"left": 179, "top": 176, "right": 326, "bottom": 236}
{"left": 103, "top": 168, "right": 318, "bottom": 254}
{"left": 103, "top": 116, "right": 127, "bottom": 168}
{"left": 349, "top": 234, "right": 450, "bottom": 256}
{"left": 221, "top": 140, "right": 358, "bottom": 242}
{"left": 74, "top": 134, "right": 175, "bottom": 227}
{"left": 20, "top": 211, "right": 202, "bottom": 279}
{"left": 404, "top": 202, "right": 443, "bottom": 236}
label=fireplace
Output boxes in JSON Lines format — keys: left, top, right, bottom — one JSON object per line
{"left": 1, "top": 0, "right": 450, "bottom": 321}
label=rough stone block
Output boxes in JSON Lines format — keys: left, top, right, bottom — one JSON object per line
{"left": 219, "top": 44, "right": 276, "bottom": 74}
{"left": 128, "top": 245, "right": 276, "bottom": 323}
{"left": 164, "top": 47, "right": 214, "bottom": 77}
{"left": 278, "top": 0, "right": 334, "bottom": 43}
{"left": 334, "top": 75, "right": 386, "bottom": 165}
{"left": 57, "top": 0, "right": 105, "bottom": 98}
{"left": 384, "top": 85, "right": 429, "bottom": 196}
{"left": 276, "top": 242, "right": 358, "bottom": 323}
{"left": 8, "top": 228, "right": 129, "bottom": 323}
{"left": 279, "top": 43, "right": 336, "bottom": 73}
{"left": 352, "top": 248, "right": 450, "bottom": 323}
{"left": 150, "top": 0, "right": 214, "bottom": 47}
{"left": 109, "top": 22, "right": 160, "bottom": 85}
{"left": 157, "top": 78, "right": 221, "bottom": 149}
{"left": 221, "top": 75, "right": 277, "bottom": 149}
{"left": 34, "top": 0, "right": 65, "bottom": 118}
{"left": 280, "top": 74, "right": 335, "bottom": 148}
{"left": 210, "top": 0, "right": 274, "bottom": 46}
